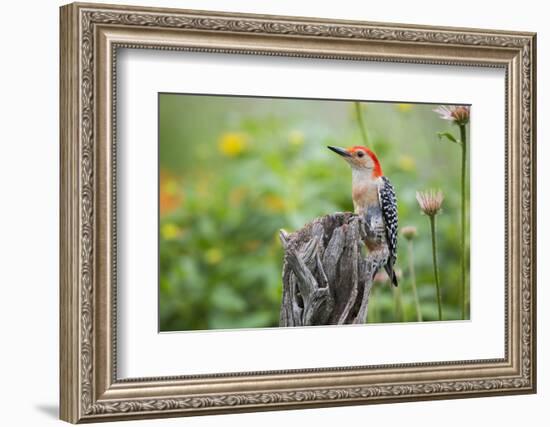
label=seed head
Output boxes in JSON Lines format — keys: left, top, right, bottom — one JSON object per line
{"left": 416, "top": 190, "right": 444, "bottom": 217}
{"left": 401, "top": 225, "right": 418, "bottom": 241}
{"left": 433, "top": 105, "right": 470, "bottom": 126}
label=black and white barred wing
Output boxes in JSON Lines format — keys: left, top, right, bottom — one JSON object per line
{"left": 378, "top": 176, "right": 398, "bottom": 266}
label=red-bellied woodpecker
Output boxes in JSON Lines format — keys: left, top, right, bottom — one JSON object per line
{"left": 328, "top": 145, "right": 398, "bottom": 286}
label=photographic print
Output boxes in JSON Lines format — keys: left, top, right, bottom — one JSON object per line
{"left": 60, "top": 5, "right": 536, "bottom": 420}
{"left": 159, "top": 94, "right": 471, "bottom": 332}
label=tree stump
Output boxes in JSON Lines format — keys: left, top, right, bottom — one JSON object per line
{"left": 279, "top": 212, "right": 388, "bottom": 327}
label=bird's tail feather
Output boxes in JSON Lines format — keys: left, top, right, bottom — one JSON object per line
{"left": 385, "top": 264, "right": 398, "bottom": 287}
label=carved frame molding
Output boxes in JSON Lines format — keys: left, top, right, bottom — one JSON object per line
{"left": 60, "top": 2, "right": 536, "bottom": 423}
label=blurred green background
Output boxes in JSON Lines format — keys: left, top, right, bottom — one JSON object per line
{"left": 159, "top": 94, "right": 470, "bottom": 331}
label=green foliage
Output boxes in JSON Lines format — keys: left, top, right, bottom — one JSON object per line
{"left": 159, "top": 96, "right": 470, "bottom": 331}
{"left": 437, "top": 131, "right": 460, "bottom": 144}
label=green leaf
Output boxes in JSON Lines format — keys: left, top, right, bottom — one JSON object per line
{"left": 437, "top": 132, "right": 460, "bottom": 144}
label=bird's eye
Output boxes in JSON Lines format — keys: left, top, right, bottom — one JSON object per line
{"left": 357, "top": 151, "right": 365, "bottom": 158}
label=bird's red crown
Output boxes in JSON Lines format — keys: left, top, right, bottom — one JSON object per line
{"left": 348, "top": 146, "right": 383, "bottom": 178}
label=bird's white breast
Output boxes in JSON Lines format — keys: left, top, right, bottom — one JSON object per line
{"left": 351, "top": 171, "right": 381, "bottom": 215}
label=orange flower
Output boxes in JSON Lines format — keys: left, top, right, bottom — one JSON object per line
{"left": 160, "top": 170, "right": 183, "bottom": 216}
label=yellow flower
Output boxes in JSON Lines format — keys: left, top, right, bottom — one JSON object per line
{"left": 398, "top": 155, "right": 416, "bottom": 172}
{"left": 396, "top": 103, "right": 413, "bottom": 112}
{"left": 205, "top": 248, "right": 223, "bottom": 264}
{"left": 288, "top": 130, "right": 304, "bottom": 146}
{"left": 263, "top": 194, "right": 286, "bottom": 212}
{"left": 218, "top": 132, "right": 248, "bottom": 157}
{"left": 161, "top": 223, "right": 182, "bottom": 240}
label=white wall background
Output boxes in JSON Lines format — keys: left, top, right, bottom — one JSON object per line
{"left": 0, "top": 0, "right": 545, "bottom": 425}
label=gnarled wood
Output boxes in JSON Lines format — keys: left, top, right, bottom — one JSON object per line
{"left": 279, "top": 213, "right": 388, "bottom": 327}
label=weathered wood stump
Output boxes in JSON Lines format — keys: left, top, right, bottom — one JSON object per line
{"left": 279, "top": 212, "right": 388, "bottom": 327}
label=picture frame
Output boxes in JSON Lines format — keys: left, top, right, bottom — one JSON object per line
{"left": 59, "top": 2, "right": 536, "bottom": 423}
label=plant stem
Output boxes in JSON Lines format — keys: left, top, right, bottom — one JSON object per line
{"left": 354, "top": 101, "right": 370, "bottom": 148}
{"left": 392, "top": 284, "right": 404, "bottom": 322}
{"left": 407, "top": 240, "right": 423, "bottom": 322}
{"left": 459, "top": 124, "right": 467, "bottom": 320}
{"left": 368, "top": 285, "right": 379, "bottom": 323}
{"left": 429, "top": 215, "right": 443, "bottom": 321}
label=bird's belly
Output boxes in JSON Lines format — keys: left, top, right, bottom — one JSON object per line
{"left": 352, "top": 182, "right": 379, "bottom": 214}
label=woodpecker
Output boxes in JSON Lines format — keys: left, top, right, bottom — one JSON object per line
{"left": 328, "top": 145, "right": 399, "bottom": 286}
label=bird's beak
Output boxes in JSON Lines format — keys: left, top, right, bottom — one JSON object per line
{"left": 327, "top": 146, "right": 351, "bottom": 158}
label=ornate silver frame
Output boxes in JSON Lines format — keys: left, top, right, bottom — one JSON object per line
{"left": 60, "top": 2, "right": 537, "bottom": 423}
